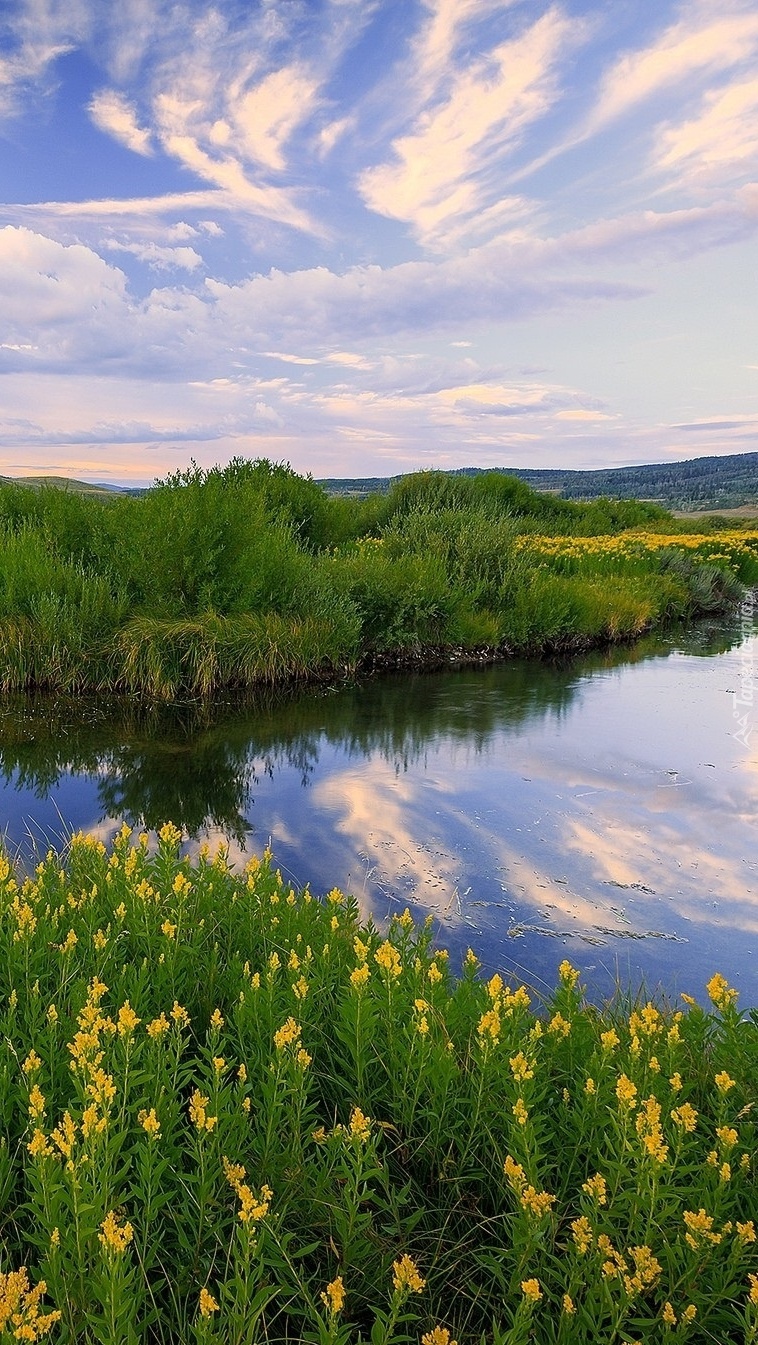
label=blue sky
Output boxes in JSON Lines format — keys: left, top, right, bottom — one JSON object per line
{"left": 0, "top": 0, "right": 757, "bottom": 484}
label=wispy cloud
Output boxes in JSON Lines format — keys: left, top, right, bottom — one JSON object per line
{"left": 359, "top": 6, "right": 577, "bottom": 250}
{"left": 89, "top": 89, "right": 153, "bottom": 155}
{"left": 653, "top": 77, "right": 758, "bottom": 190}
{"left": 584, "top": 5, "right": 758, "bottom": 138}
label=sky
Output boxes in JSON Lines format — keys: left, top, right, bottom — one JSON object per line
{"left": 0, "top": 0, "right": 757, "bottom": 485}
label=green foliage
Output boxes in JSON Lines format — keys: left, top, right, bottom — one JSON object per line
{"left": 0, "top": 463, "right": 753, "bottom": 695}
{"left": 0, "top": 831, "right": 756, "bottom": 1344}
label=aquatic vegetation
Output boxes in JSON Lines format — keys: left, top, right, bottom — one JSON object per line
{"left": 0, "top": 829, "right": 756, "bottom": 1343}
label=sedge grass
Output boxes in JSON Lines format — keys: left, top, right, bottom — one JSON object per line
{"left": 0, "top": 828, "right": 756, "bottom": 1344}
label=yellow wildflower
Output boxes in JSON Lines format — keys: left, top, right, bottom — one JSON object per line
{"left": 683, "top": 1208, "right": 722, "bottom": 1249}
{"left": 392, "top": 1255, "right": 425, "bottom": 1295}
{"left": 616, "top": 1074, "right": 637, "bottom": 1109}
{"left": 662, "top": 1302, "right": 677, "bottom": 1326}
{"left": 320, "top": 1277, "right": 346, "bottom": 1315}
{"left": 209, "top": 1008, "right": 224, "bottom": 1030}
{"left": 715, "top": 1071, "right": 735, "bottom": 1093}
{"left": 422, "top": 1330, "right": 457, "bottom": 1345}
{"left": 160, "top": 920, "right": 177, "bottom": 940}
{"left": 748, "top": 1274, "right": 758, "bottom": 1306}
{"left": 520, "top": 1186, "right": 556, "bottom": 1218}
{"left": 0, "top": 1267, "right": 61, "bottom": 1340}
{"left": 477, "top": 1006, "right": 501, "bottom": 1045}
{"left": 562, "top": 1295, "right": 575, "bottom": 1315}
{"left": 198, "top": 1287, "right": 219, "bottom": 1317}
{"left": 117, "top": 1001, "right": 140, "bottom": 1036}
{"left": 375, "top": 941, "right": 402, "bottom": 977}
{"left": 509, "top": 1052, "right": 534, "bottom": 1082}
{"left": 138, "top": 1108, "right": 161, "bottom": 1138}
{"left": 350, "top": 963, "right": 370, "bottom": 989}
{"left": 28, "top": 1084, "right": 46, "bottom": 1120}
{"left": 235, "top": 1182, "right": 272, "bottom": 1223}
{"left": 558, "top": 960, "right": 579, "bottom": 988}
{"left": 512, "top": 1098, "right": 528, "bottom": 1126}
{"left": 600, "top": 1028, "right": 620, "bottom": 1051}
{"left": 349, "top": 1107, "right": 371, "bottom": 1142}
{"left": 706, "top": 973, "right": 739, "bottom": 1011}
{"left": 273, "top": 1017, "right": 301, "bottom": 1050}
{"left": 99, "top": 1210, "right": 133, "bottom": 1254}
{"left": 669, "top": 1072, "right": 682, "bottom": 1091}
{"left": 189, "top": 1089, "right": 217, "bottom": 1132}
{"left": 720, "top": 1162, "right": 732, "bottom": 1182}
{"left": 571, "top": 1215, "right": 593, "bottom": 1254}
{"left": 585, "top": 1077, "right": 596, "bottom": 1095}
{"left": 147, "top": 1013, "right": 170, "bottom": 1038}
{"left": 716, "top": 1126, "right": 738, "bottom": 1148}
{"left": 737, "top": 1221, "right": 756, "bottom": 1244}
{"left": 22, "top": 1050, "right": 42, "bottom": 1075}
{"left": 27, "top": 1129, "right": 53, "bottom": 1159}
{"left": 582, "top": 1173, "right": 608, "bottom": 1205}
{"left": 548, "top": 1012, "right": 571, "bottom": 1037}
{"left": 521, "top": 1278, "right": 541, "bottom": 1302}
{"left": 671, "top": 1103, "right": 698, "bottom": 1133}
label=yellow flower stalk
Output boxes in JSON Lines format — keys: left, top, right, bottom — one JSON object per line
{"left": 392, "top": 1255, "right": 425, "bottom": 1295}
{"left": 99, "top": 1210, "right": 134, "bottom": 1254}
{"left": 320, "top": 1276, "right": 346, "bottom": 1315}
{"left": 198, "top": 1287, "right": 219, "bottom": 1317}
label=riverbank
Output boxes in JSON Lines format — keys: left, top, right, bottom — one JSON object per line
{"left": 1, "top": 828, "right": 756, "bottom": 1345}
{"left": 1, "top": 461, "right": 757, "bottom": 698}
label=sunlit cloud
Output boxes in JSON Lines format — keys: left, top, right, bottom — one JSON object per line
{"left": 359, "top": 7, "right": 577, "bottom": 250}
{"left": 89, "top": 89, "right": 153, "bottom": 155}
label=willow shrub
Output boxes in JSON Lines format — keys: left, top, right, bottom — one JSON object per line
{"left": 1, "top": 828, "right": 756, "bottom": 1344}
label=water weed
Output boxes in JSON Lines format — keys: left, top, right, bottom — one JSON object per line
{"left": 0, "top": 830, "right": 756, "bottom": 1342}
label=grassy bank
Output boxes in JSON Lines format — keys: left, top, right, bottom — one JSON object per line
{"left": 0, "top": 461, "right": 756, "bottom": 696}
{"left": 0, "top": 828, "right": 756, "bottom": 1344}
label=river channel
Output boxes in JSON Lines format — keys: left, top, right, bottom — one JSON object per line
{"left": 1, "top": 616, "right": 756, "bottom": 1005}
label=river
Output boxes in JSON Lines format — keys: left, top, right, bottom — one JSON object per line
{"left": 1, "top": 615, "right": 756, "bottom": 1004}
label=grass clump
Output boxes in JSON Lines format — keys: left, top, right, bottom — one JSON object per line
{"left": 0, "top": 829, "right": 756, "bottom": 1343}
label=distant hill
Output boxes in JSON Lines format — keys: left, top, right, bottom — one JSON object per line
{"left": 0, "top": 475, "right": 142, "bottom": 497}
{"left": 319, "top": 452, "right": 758, "bottom": 512}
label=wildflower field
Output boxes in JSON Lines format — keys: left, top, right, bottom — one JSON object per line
{"left": 1, "top": 462, "right": 757, "bottom": 695}
{"left": 1, "top": 825, "right": 756, "bottom": 1344}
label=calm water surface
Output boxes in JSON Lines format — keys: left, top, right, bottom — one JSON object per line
{"left": 1, "top": 618, "right": 756, "bottom": 1003}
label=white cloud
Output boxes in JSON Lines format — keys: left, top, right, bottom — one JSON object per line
{"left": 585, "top": 6, "right": 758, "bottom": 137}
{"left": 358, "top": 7, "right": 578, "bottom": 250}
{"left": 89, "top": 88, "right": 153, "bottom": 154}
{"left": 231, "top": 65, "right": 321, "bottom": 172}
{"left": 654, "top": 77, "right": 758, "bottom": 189}
{"left": 102, "top": 239, "right": 203, "bottom": 271}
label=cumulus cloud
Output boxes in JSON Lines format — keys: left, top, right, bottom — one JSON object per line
{"left": 101, "top": 238, "right": 203, "bottom": 270}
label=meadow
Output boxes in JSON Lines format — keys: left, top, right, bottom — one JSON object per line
{"left": 0, "top": 827, "right": 756, "bottom": 1344}
{"left": 0, "top": 460, "right": 756, "bottom": 697}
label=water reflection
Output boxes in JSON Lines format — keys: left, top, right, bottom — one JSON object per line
{"left": 0, "top": 616, "right": 755, "bottom": 1001}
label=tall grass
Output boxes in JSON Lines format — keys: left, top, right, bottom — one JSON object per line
{"left": 0, "top": 828, "right": 756, "bottom": 1343}
{"left": 0, "top": 463, "right": 755, "bottom": 695}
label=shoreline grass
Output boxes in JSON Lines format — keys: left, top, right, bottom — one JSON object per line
{"left": 1, "top": 827, "right": 756, "bottom": 1343}
{"left": 0, "top": 462, "right": 756, "bottom": 697}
